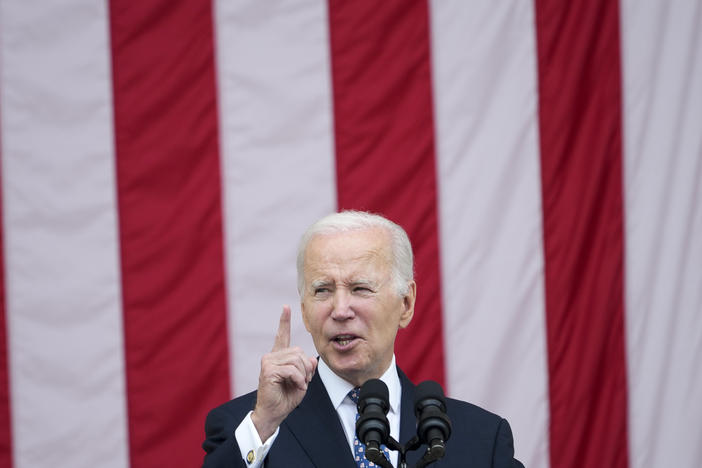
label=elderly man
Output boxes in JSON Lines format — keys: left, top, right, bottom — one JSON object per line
{"left": 202, "top": 211, "right": 523, "bottom": 467}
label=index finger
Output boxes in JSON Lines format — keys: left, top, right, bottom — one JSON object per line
{"left": 272, "top": 305, "right": 291, "bottom": 352}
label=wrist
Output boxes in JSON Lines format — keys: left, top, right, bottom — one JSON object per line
{"left": 251, "top": 408, "right": 281, "bottom": 442}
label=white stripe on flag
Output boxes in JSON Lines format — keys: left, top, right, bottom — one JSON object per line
{"left": 429, "top": 1, "right": 549, "bottom": 466}
{"left": 214, "top": 0, "right": 337, "bottom": 396}
{"left": 621, "top": 1, "right": 702, "bottom": 467}
{"left": 0, "top": 2, "right": 129, "bottom": 468}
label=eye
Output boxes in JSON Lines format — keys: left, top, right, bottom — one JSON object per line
{"left": 314, "top": 287, "right": 331, "bottom": 296}
{"left": 353, "top": 286, "right": 373, "bottom": 294}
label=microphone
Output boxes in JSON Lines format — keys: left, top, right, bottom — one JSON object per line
{"left": 414, "top": 380, "right": 452, "bottom": 459}
{"left": 355, "top": 379, "right": 391, "bottom": 464}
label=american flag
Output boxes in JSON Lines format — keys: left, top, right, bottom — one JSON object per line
{"left": 0, "top": 1, "right": 700, "bottom": 467}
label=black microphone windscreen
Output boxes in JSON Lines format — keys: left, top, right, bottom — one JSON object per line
{"left": 360, "top": 378, "right": 389, "bottom": 402}
{"left": 414, "top": 381, "right": 447, "bottom": 412}
{"left": 414, "top": 380, "right": 452, "bottom": 449}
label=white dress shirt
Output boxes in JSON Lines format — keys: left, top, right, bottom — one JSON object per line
{"left": 234, "top": 356, "right": 402, "bottom": 467}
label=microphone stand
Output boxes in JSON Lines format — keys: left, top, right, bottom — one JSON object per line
{"left": 414, "top": 440, "right": 446, "bottom": 468}
{"left": 392, "top": 435, "right": 420, "bottom": 468}
{"left": 373, "top": 435, "right": 440, "bottom": 468}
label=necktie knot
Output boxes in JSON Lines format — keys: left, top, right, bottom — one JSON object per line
{"left": 348, "top": 387, "right": 361, "bottom": 405}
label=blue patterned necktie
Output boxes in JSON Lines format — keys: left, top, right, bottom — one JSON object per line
{"left": 348, "top": 387, "right": 392, "bottom": 468}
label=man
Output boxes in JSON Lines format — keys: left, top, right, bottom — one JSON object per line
{"left": 202, "top": 211, "right": 523, "bottom": 467}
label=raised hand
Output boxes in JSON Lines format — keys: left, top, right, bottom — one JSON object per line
{"left": 251, "top": 305, "right": 317, "bottom": 441}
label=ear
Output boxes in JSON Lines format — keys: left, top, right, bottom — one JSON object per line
{"left": 398, "top": 281, "right": 416, "bottom": 329}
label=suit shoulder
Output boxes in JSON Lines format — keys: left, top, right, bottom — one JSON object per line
{"left": 445, "top": 396, "right": 501, "bottom": 419}
{"left": 445, "top": 396, "right": 507, "bottom": 437}
{"left": 444, "top": 397, "right": 522, "bottom": 466}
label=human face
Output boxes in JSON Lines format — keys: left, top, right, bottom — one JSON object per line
{"left": 300, "top": 228, "right": 416, "bottom": 387}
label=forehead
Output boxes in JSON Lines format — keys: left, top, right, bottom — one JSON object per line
{"left": 303, "top": 228, "right": 392, "bottom": 274}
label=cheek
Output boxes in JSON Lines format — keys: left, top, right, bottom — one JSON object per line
{"left": 302, "top": 302, "right": 318, "bottom": 333}
{"left": 301, "top": 309, "right": 311, "bottom": 333}
{"left": 304, "top": 303, "right": 329, "bottom": 332}
{"left": 379, "top": 298, "right": 404, "bottom": 324}
{"left": 364, "top": 301, "right": 401, "bottom": 335}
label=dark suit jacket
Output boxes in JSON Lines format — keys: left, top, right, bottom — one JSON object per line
{"left": 202, "top": 368, "right": 524, "bottom": 467}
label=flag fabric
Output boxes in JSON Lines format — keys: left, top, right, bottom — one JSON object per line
{"left": 0, "top": 1, "right": 700, "bottom": 468}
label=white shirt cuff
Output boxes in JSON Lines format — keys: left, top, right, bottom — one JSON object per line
{"left": 234, "top": 411, "right": 279, "bottom": 467}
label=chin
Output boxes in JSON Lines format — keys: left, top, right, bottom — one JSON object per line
{"left": 330, "top": 359, "right": 362, "bottom": 374}
{"left": 329, "top": 358, "right": 366, "bottom": 381}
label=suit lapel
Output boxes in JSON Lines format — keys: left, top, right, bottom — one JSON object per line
{"left": 398, "top": 368, "right": 424, "bottom": 467}
{"left": 283, "top": 372, "right": 356, "bottom": 468}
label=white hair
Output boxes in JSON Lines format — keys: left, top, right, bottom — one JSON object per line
{"left": 296, "top": 210, "right": 414, "bottom": 297}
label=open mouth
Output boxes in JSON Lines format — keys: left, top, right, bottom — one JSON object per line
{"left": 332, "top": 334, "right": 358, "bottom": 347}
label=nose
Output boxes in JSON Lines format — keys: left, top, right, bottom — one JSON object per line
{"left": 330, "top": 289, "right": 354, "bottom": 320}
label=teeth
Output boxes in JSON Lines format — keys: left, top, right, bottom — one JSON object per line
{"left": 335, "top": 335, "right": 354, "bottom": 346}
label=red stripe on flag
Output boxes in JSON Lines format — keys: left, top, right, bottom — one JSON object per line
{"left": 328, "top": 0, "right": 446, "bottom": 387}
{"left": 534, "top": 1, "right": 630, "bottom": 467}
{"left": 109, "top": 2, "right": 230, "bottom": 466}
{"left": 0, "top": 133, "right": 13, "bottom": 468}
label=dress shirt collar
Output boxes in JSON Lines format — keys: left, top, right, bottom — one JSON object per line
{"left": 317, "top": 355, "right": 400, "bottom": 415}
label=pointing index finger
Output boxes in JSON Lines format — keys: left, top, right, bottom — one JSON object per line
{"left": 272, "top": 305, "right": 291, "bottom": 351}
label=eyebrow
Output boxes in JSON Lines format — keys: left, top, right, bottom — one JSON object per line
{"left": 309, "top": 278, "right": 379, "bottom": 289}
{"left": 349, "top": 279, "right": 376, "bottom": 287}
{"left": 310, "top": 279, "right": 333, "bottom": 290}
